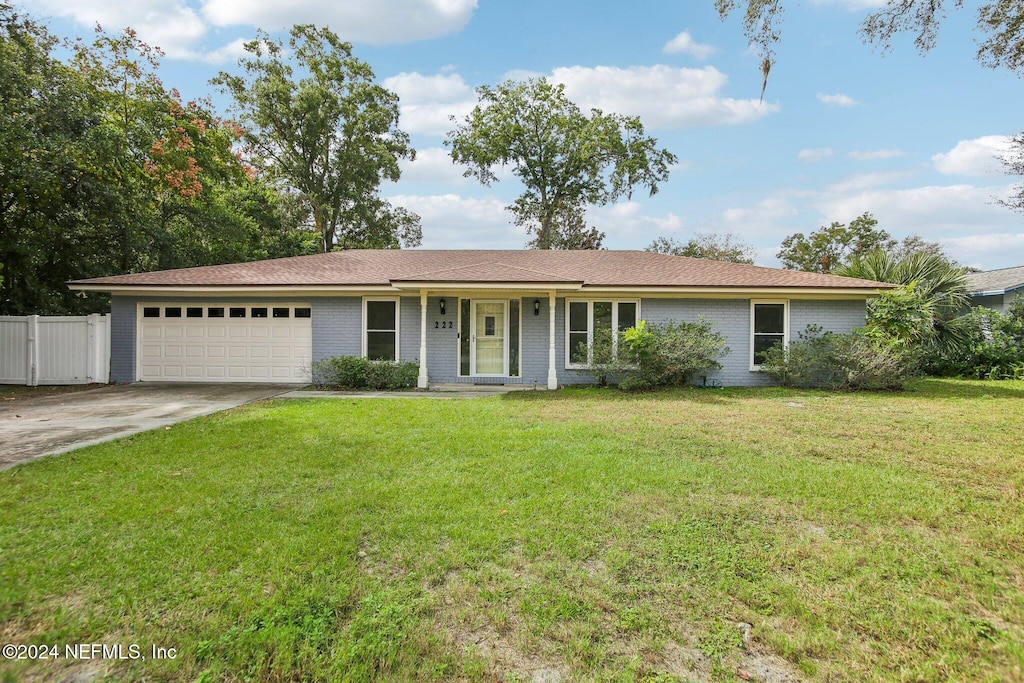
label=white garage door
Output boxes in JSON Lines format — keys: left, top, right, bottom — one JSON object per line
{"left": 138, "top": 303, "right": 312, "bottom": 382}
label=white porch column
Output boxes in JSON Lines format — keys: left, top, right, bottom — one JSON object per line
{"left": 547, "top": 291, "right": 557, "bottom": 390}
{"left": 418, "top": 290, "right": 429, "bottom": 389}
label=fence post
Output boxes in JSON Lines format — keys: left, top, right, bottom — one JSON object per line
{"left": 87, "top": 313, "right": 98, "bottom": 383}
{"left": 26, "top": 315, "right": 39, "bottom": 387}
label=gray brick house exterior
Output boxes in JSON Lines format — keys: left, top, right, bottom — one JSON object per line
{"left": 73, "top": 251, "right": 887, "bottom": 388}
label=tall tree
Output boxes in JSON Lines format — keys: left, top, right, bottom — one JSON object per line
{"left": 835, "top": 250, "right": 971, "bottom": 350}
{"left": 446, "top": 78, "right": 676, "bottom": 250}
{"left": 777, "top": 212, "right": 895, "bottom": 273}
{"left": 213, "top": 25, "right": 420, "bottom": 253}
{"left": 0, "top": 5, "right": 114, "bottom": 314}
{"left": 646, "top": 232, "right": 756, "bottom": 263}
{"left": 716, "top": 0, "right": 1024, "bottom": 91}
{"left": 1001, "top": 131, "right": 1024, "bottom": 214}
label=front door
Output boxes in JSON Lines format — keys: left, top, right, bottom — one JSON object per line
{"left": 471, "top": 300, "right": 507, "bottom": 376}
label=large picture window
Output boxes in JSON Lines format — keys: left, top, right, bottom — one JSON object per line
{"left": 751, "top": 300, "right": 788, "bottom": 369}
{"left": 364, "top": 298, "right": 399, "bottom": 361}
{"left": 566, "top": 300, "right": 640, "bottom": 367}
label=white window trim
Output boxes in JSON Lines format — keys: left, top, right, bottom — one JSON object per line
{"left": 362, "top": 296, "right": 400, "bottom": 361}
{"left": 750, "top": 299, "right": 789, "bottom": 371}
{"left": 564, "top": 299, "right": 641, "bottom": 369}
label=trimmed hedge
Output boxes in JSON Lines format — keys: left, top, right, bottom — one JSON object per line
{"left": 311, "top": 356, "right": 419, "bottom": 390}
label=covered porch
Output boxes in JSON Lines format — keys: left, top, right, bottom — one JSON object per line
{"left": 392, "top": 282, "right": 583, "bottom": 391}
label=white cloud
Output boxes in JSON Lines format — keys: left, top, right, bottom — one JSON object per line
{"left": 195, "top": 38, "right": 251, "bottom": 64}
{"left": 817, "top": 93, "right": 859, "bottom": 107}
{"left": 849, "top": 149, "right": 905, "bottom": 161}
{"left": 721, "top": 198, "right": 800, "bottom": 236}
{"left": 798, "top": 148, "right": 833, "bottom": 162}
{"left": 588, "top": 201, "right": 686, "bottom": 246}
{"left": 822, "top": 170, "right": 917, "bottom": 194}
{"left": 551, "top": 64, "right": 778, "bottom": 129}
{"left": 662, "top": 31, "right": 716, "bottom": 60}
{"left": 382, "top": 71, "right": 477, "bottom": 136}
{"left": 386, "top": 193, "right": 521, "bottom": 248}
{"left": 932, "top": 135, "right": 1013, "bottom": 177}
{"left": 817, "top": 183, "right": 1018, "bottom": 237}
{"left": 940, "top": 233, "right": 1024, "bottom": 270}
{"left": 200, "top": 0, "right": 477, "bottom": 45}
{"left": 33, "top": 0, "right": 207, "bottom": 59}
{"left": 32, "top": 0, "right": 476, "bottom": 61}
{"left": 395, "top": 148, "right": 467, "bottom": 185}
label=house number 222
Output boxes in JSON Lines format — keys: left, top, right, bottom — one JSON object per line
{"left": 435, "top": 321, "right": 454, "bottom": 329}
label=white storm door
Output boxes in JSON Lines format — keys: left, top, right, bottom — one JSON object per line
{"left": 471, "top": 300, "right": 507, "bottom": 376}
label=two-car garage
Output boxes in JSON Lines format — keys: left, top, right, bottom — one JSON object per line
{"left": 137, "top": 302, "right": 312, "bottom": 382}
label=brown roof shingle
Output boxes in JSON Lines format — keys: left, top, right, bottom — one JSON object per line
{"left": 69, "top": 250, "right": 891, "bottom": 290}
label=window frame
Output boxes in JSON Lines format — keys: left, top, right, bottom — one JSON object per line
{"left": 564, "top": 299, "right": 641, "bottom": 369}
{"left": 362, "top": 297, "right": 401, "bottom": 361}
{"left": 750, "top": 299, "right": 789, "bottom": 371}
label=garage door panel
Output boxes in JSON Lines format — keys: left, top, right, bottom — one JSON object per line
{"left": 139, "top": 303, "right": 312, "bottom": 383}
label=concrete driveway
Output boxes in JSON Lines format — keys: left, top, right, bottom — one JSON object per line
{"left": 0, "top": 383, "right": 299, "bottom": 470}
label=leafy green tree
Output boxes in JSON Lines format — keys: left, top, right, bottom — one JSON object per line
{"left": 213, "top": 25, "right": 420, "bottom": 252}
{"left": 715, "top": 0, "right": 1024, "bottom": 86}
{"left": 777, "top": 212, "right": 894, "bottom": 273}
{"left": 1001, "top": 131, "right": 1024, "bottom": 214}
{"left": 447, "top": 78, "right": 676, "bottom": 250}
{"left": 646, "top": 232, "right": 756, "bottom": 263}
{"left": 0, "top": 5, "right": 117, "bottom": 314}
{"left": 891, "top": 234, "right": 954, "bottom": 263}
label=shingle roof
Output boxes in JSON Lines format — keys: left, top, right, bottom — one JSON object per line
{"left": 69, "top": 250, "right": 890, "bottom": 290}
{"left": 964, "top": 265, "right": 1024, "bottom": 295}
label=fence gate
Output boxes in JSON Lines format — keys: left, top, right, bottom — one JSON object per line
{"left": 0, "top": 314, "right": 109, "bottom": 385}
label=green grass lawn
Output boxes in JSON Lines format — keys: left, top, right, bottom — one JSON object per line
{"left": 1, "top": 380, "right": 1022, "bottom": 682}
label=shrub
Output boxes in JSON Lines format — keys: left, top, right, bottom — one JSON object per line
{"left": 761, "top": 325, "right": 918, "bottom": 391}
{"left": 923, "top": 302, "right": 1024, "bottom": 379}
{"left": 865, "top": 283, "right": 936, "bottom": 348}
{"left": 623, "top": 319, "right": 730, "bottom": 390}
{"left": 577, "top": 319, "right": 730, "bottom": 390}
{"left": 311, "top": 356, "right": 419, "bottom": 390}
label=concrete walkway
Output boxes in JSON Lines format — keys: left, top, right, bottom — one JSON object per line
{"left": 0, "top": 383, "right": 298, "bottom": 469}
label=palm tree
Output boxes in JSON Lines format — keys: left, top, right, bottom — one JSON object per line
{"left": 835, "top": 250, "right": 970, "bottom": 349}
{"left": 835, "top": 250, "right": 969, "bottom": 315}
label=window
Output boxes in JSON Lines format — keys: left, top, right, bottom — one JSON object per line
{"left": 251, "top": 307, "right": 268, "bottom": 318}
{"left": 143, "top": 307, "right": 160, "bottom": 318}
{"left": 509, "top": 299, "right": 520, "bottom": 378}
{"left": 230, "top": 307, "right": 246, "bottom": 318}
{"left": 186, "top": 307, "right": 203, "bottom": 318}
{"left": 565, "top": 300, "right": 640, "bottom": 368}
{"left": 164, "top": 307, "right": 181, "bottom": 318}
{"left": 294, "top": 308, "right": 311, "bottom": 318}
{"left": 273, "top": 307, "right": 290, "bottom": 318}
{"left": 751, "top": 301, "right": 788, "bottom": 369}
{"left": 364, "top": 298, "right": 399, "bottom": 361}
{"left": 208, "top": 307, "right": 225, "bottom": 318}
{"left": 459, "top": 299, "right": 471, "bottom": 376}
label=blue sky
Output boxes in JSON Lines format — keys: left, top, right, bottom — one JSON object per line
{"left": 23, "top": 0, "right": 1024, "bottom": 268}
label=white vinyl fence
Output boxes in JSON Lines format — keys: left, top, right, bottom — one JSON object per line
{"left": 0, "top": 314, "right": 109, "bottom": 385}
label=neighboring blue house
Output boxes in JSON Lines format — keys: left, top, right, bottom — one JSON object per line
{"left": 69, "top": 250, "right": 888, "bottom": 388}
{"left": 965, "top": 266, "right": 1024, "bottom": 313}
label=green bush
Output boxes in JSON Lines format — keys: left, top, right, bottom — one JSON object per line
{"left": 311, "top": 356, "right": 419, "bottom": 390}
{"left": 923, "top": 300, "right": 1024, "bottom": 379}
{"left": 577, "top": 319, "right": 730, "bottom": 390}
{"left": 761, "top": 325, "right": 918, "bottom": 391}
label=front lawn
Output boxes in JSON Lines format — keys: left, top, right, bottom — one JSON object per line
{"left": 1, "top": 380, "right": 1022, "bottom": 681}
